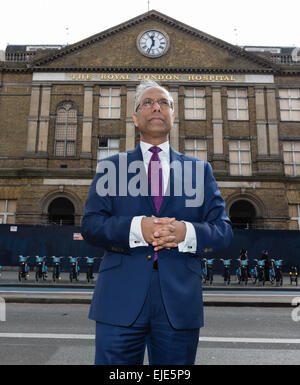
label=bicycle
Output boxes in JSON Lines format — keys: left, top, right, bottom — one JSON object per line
{"left": 220, "top": 258, "right": 231, "bottom": 285}
{"left": 69, "top": 256, "right": 80, "bottom": 282}
{"left": 86, "top": 257, "right": 95, "bottom": 283}
{"left": 18, "top": 255, "right": 30, "bottom": 282}
{"left": 35, "top": 256, "right": 48, "bottom": 282}
{"left": 202, "top": 258, "right": 214, "bottom": 285}
{"left": 254, "top": 259, "right": 265, "bottom": 286}
{"left": 289, "top": 266, "right": 298, "bottom": 286}
{"left": 236, "top": 259, "right": 248, "bottom": 285}
{"left": 51, "top": 256, "right": 62, "bottom": 282}
{"left": 271, "top": 259, "right": 283, "bottom": 286}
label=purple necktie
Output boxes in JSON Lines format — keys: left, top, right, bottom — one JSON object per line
{"left": 148, "top": 146, "right": 163, "bottom": 261}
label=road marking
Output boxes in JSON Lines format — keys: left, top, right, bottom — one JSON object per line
{"left": 0, "top": 333, "right": 94, "bottom": 340}
{"left": 199, "top": 337, "right": 300, "bottom": 344}
{"left": 0, "top": 333, "right": 299, "bottom": 345}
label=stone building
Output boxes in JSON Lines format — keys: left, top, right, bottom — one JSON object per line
{"left": 0, "top": 10, "right": 299, "bottom": 230}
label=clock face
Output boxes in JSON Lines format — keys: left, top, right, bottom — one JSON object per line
{"left": 137, "top": 30, "right": 169, "bottom": 58}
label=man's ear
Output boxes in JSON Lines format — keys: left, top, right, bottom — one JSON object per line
{"left": 133, "top": 113, "right": 139, "bottom": 128}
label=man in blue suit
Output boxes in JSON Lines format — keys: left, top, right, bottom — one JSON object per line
{"left": 81, "top": 80, "right": 233, "bottom": 365}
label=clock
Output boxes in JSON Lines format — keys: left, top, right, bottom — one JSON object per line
{"left": 137, "top": 29, "right": 169, "bottom": 58}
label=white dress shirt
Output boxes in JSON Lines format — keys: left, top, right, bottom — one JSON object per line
{"left": 129, "top": 140, "right": 197, "bottom": 253}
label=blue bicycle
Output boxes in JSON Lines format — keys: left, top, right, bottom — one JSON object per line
{"left": 202, "top": 258, "right": 214, "bottom": 285}
{"left": 69, "top": 256, "right": 80, "bottom": 282}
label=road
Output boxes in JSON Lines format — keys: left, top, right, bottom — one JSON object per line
{"left": 0, "top": 303, "right": 299, "bottom": 365}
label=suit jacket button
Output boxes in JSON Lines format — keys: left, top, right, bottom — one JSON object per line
{"left": 146, "top": 255, "right": 152, "bottom": 260}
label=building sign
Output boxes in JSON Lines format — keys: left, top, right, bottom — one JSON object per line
{"left": 33, "top": 72, "right": 274, "bottom": 84}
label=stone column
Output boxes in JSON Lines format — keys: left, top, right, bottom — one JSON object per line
{"left": 37, "top": 85, "right": 51, "bottom": 153}
{"left": 255, "top": 87, "right": 268, "bottom": 155}
{"left": 266, "top": 88, "right": 279, "bottom": 155}
{"left": 212, "top": 87, "right": 223, "bottom": 155}
{"left": 169, "top": 87, "right": 179, "bottom": 151}
{"left": 26, "top": 85, "right": 40, "bottom": 153}
{"left": 81, "top": 86, "right": 93, "bottom": 156}
{"left": 125, "top": 86, "right": 136, "bottom": 151}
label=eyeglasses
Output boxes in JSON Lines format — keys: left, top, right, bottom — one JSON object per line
{"left": 136, "top": 98, "right": 173, "bottom": 112}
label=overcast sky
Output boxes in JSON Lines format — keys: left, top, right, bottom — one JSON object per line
{"left": 1, "top": 0, "right": 300, "bottom": 51}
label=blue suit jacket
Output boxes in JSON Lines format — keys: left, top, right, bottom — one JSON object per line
{"left": 81, "top": 145, "right": 233, "bottom": 329}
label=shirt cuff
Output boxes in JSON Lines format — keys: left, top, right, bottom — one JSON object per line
{"left": 129, "top": 216, "right": 148, "bottom": 248}
{"left": 178, "top": 221, "right": 197, "bottom": 253}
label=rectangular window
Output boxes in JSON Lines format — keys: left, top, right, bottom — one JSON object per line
{"left": 0, "top": 200, "right": 16, "bottom": 224}
{"left": 283, "top": 141, "right": 300, "bottom": 176}
{"left": 229, "top": 140, "right": 252, "bottom": 176}
{"left": 99, "top": 88, "right": 121, "bottom": 119}
{"left": 289, "top": 204, "right": 300, "bottom": 230}
{"left": 55, "top": 103, "right": 77, "bottom": 157}
{"left": 184, "top": 87, "right": 206, "bottom": 120}
{"left": 279, "top": 89, "right": 300, "bottom": 121}
{"left": 227, "top": 88, "right": 249, "bottom": 120}
{"left": 97, "top": 138, "right": 120, "bottom": 161}
{"left": 184, "top": 139, "right": 207, "bottom": 161}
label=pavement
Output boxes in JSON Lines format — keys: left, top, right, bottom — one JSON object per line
{"left": 0, "top": 269, "right": 299, "bottom": 307}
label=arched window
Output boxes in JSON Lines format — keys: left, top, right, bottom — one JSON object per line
{"left": 54, "top": 102, "right": 77, "bottom": 157}
{"left": 229, "top": 200, "right": 256, "bottom": 229}
{"left": 48, "top": 197, "right": 75, "bottom": 226}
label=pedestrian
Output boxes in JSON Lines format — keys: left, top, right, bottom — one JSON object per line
{"left": 81, "top": 79, "right": 233, "bottom": 365}
{"left": 261, "top": 249, "right": 270, "bottom": 281}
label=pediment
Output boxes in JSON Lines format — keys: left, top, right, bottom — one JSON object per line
{"left": 31, "top": 10, "right": 276, "bottom": 73}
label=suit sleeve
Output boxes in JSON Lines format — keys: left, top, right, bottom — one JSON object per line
{"left": 191, "top": 162, "right": 233, "bottom": 254}
{"left": 81, "top": 173, "right": 133, "bottom": 253}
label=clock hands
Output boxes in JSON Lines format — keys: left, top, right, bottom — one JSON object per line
{"left": 147, "top": 34, "right": 156, "bottom": 53}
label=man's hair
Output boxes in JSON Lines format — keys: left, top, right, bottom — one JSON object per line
{"left": 134, "top": 79, "right": 174, "bottom": 112}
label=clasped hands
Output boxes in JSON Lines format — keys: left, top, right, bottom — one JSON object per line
{"left": 141, "top": 216, "right": 186, "bottom": 252}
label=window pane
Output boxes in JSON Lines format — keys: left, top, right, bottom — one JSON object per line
{"left": 285, "top": 165, "right": 294, "bottom": 176}
{"left": 99, "top": 108, "right": 109, "bottom": 118}
{"left": 227, "top": 89, "right": 236, "bottom": 97}
{"left": 291, "top": 99, "right": 300, "bottom": 109}
{"left": 185, "top": 150, "right": 195, "bottom": 157}
{"left": 228, "top": 110, "right": 236, "bottom": 120}
{"left": 229, "top": 152, "right": 239, "bottom": 162}
{"left": 290, "top": 89, "right": 300, "bottom": 98}
{"left": 110, "top": 108, "right": 120, "bottom": 118}
{"left": 185, "top": 110, "right": 195, "bottom": 119}
{"left": 284, "top": 152, "right": 293, "bottom": 163}
{"left": 0, "top": 215, "right": 4, "bottom": 224}
{"left": 230, "top": 164, "right": 239, "bottom": 175}
{"left": 229, "top": 141, "right": 239, "bottom": 150}
{"left": 7, "top": 200, "right": 16, "bottom": 212}
{"left": 111, "top": 97, "right": 121, "bottom": 107}
{"left": 55, "top": 142, "right": 65, "bottom": 156}
{"left": 0, "top": 200, "right": 6, "bottom": 211}
{"left": 237, "top": 89, "right": 247, "bottom": 97}
{"left": 292, "top": 110, "right": 300, "bottom": 121}
{"left": 296, "top": 166, "right": 300, "bottom": 176}
{"left": 279, "top": 89, "right": 289, "bottom": 98}
{"left": 294, "top": 142, "right": 300, "bottom": 151}
{"left": 238, "top": 99, "right": 248, "bottom": 109}
{"left": 240, "top": 151, "right": 250, "bottom": 162}
{"left": 196, "top": 150, "right": 207, "bottom": 161}
{"left": 283, "top": 142, "right": 292, "bottom": 151}
{"left": 240, "top": 141, "right": 250, "bottom": 150}
{"left": 185, "top": 139, "right": 194, "bottom": 149}
{"left": 241, "top": 165, "right": 252, "bottom": 176}
{"left": 289, "top": 205, "right": 298, "bottom": 217}
{"left": 100, "top": 96, "right": 109, "bottom": 107}
{"left": 280, "top": 99, "right": 289, "bottom": 109}
{"left": 98, "top": 149, "right": 108, "bottom": 159}
{"left": 281, "top": 111, "right": 290, "bottom": 121}
{"left": 66, "top": 142, "right": 75, "bottom": 156}
{"left": 108, "top": 139, "right": 120, "bottom": 148}
{"left": 238, "top": 110, "right": 249, "bottom": 120}
{"left": 227, "top": 98, "right": 237, "bottom": 108}
{"left": 7, "top": 215, "right": 15, "bottom": 224}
